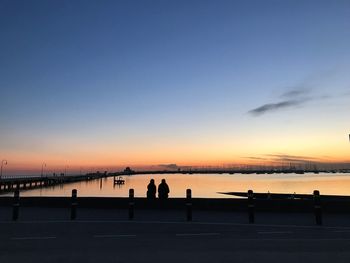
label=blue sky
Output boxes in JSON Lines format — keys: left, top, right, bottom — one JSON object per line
{"left": 0, "top": 0, "right": 350, "bottom": 172}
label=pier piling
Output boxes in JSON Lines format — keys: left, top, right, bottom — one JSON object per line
{"left": 313, "top": 190, "right": 322, "bottom": 225}
{"left": 71, "top": 189, "right": 78, "bottom": 220}
{"left": 12, "top": 189, "right": 20, "bottom": 221}
{"left": 129, "top": 189, "right": 134, "bottom": 220}
{"left": 248, "top": 189, "right": 255, "bottom": 224}
{"left": 186, "top": 189, "right": 192, "bottom": 221}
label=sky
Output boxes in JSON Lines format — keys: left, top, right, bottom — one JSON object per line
{"left": 0, "top": 0, "right": 350, "bottom": 174}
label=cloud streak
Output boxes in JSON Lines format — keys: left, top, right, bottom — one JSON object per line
{"left": 243, "top": 156, "right": 267, "bottom": 160}
{"left": 280, "top": 87, "right": 310, "bottom": 99}
{"left": 248, "top": 84, "right": 317, "bottom": 116}
{"left": 243, "top": 154, "right": 320, "bottom": 164}
{"left": 265, "top": 154, "right": 317, "bottom": 160}
{"left": 264, "top": 154, "right": 318, "bottom": 163}
{"left": 248, "top": 99, "right": 308, "bottom": 116}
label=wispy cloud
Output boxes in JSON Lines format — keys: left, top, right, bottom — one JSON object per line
{"left": 248, "top": 84, "right": 312, "bottom": 116}
{"left": 248, "top": 98, "right": 308, "bottom": 116}
{"left": 280, "top": 87, "right": 310, "bottom": 99}
{"left": 244, "top": 154, "right": 321, "bottom": 164}
{"left": 342, "top": 90, "right": 350, "bottom": 96}
{"left": 265, "top": 154, "right": 318, "bottom": 163}
{"left": 265, "top": 154, "right": 316, "bottom": 159}
{"left": 243, "top": 156, "right": 267, "bottom": 160}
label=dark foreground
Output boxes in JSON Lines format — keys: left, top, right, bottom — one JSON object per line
{"left": 1, "top": 208, "right": 350, "bottom": 263}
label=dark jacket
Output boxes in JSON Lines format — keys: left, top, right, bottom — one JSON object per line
{"left": 147, "top": 182, "right": 156, "bottom": 199}
{"left": 158, "top": 182, "right": 170, "bottom": 199}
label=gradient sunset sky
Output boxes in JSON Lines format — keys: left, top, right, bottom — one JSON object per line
{"left": 0, "top": 0, "right": 350, "bottom": 174}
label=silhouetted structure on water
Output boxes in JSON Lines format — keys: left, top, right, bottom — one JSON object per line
{"left": 123, "top": 167, "right": 135, "bottom": 175}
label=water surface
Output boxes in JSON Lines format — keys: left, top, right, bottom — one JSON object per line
{"left": 7, "top": 173, "right": 350, "bottom": 198}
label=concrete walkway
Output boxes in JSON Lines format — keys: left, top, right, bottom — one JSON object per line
{"left": 1, "top": 208, "right": 350, "bottom": 262}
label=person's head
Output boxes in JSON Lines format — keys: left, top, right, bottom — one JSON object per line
{"left": 161, "top": 179, "right": 166, "bottom": 183}
{"left": 150, "top": 179, "right": 155, "bottom": 184}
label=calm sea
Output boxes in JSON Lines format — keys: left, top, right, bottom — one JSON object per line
{"left": 4, "top": 173, "right": 350, "bottom": 198}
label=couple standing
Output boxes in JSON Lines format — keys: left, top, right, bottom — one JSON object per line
{"left": 147, "top": 179, "right": 169, "bottom": 200}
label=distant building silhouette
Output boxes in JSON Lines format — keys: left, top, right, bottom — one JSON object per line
{"left": 124, "top": 167, "right": 135, "bottom": 175}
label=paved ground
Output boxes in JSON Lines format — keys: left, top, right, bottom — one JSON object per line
{"left": 1, "top": 208, "right": 350, "bottom": 262}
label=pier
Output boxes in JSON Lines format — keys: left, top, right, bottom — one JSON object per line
{"left": 0, "top": 173, "right": 108, "bottom": 194}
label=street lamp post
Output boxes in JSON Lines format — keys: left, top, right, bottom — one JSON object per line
{"left": 1, "top": 160, "right": 8, "bottom": 179}
{"left": 41, "top": 163, "right": 46, "bottom": 178}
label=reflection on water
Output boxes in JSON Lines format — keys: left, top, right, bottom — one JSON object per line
{"left": 6, "top": 173, "right": 350, "bottom": 198}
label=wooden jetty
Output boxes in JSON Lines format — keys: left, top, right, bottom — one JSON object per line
{"left": 0, "top": 173, "right": 108, "bottom": 194}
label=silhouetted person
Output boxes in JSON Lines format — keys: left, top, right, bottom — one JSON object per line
{"left": 158, "top": 179, "right": 170, "bottom": 200}
{"left": 147, "top": 179, "right": 156, "bottom": 199}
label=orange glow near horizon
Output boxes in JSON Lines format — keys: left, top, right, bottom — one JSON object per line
{"left": 1, "top": 127, "right": 349, "bottom": 174}
{"left": 1, "top": 147, "right": 349, "bottom": 175}
{"left": 2, "top": 99, "right": 349, "bottom": 175}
